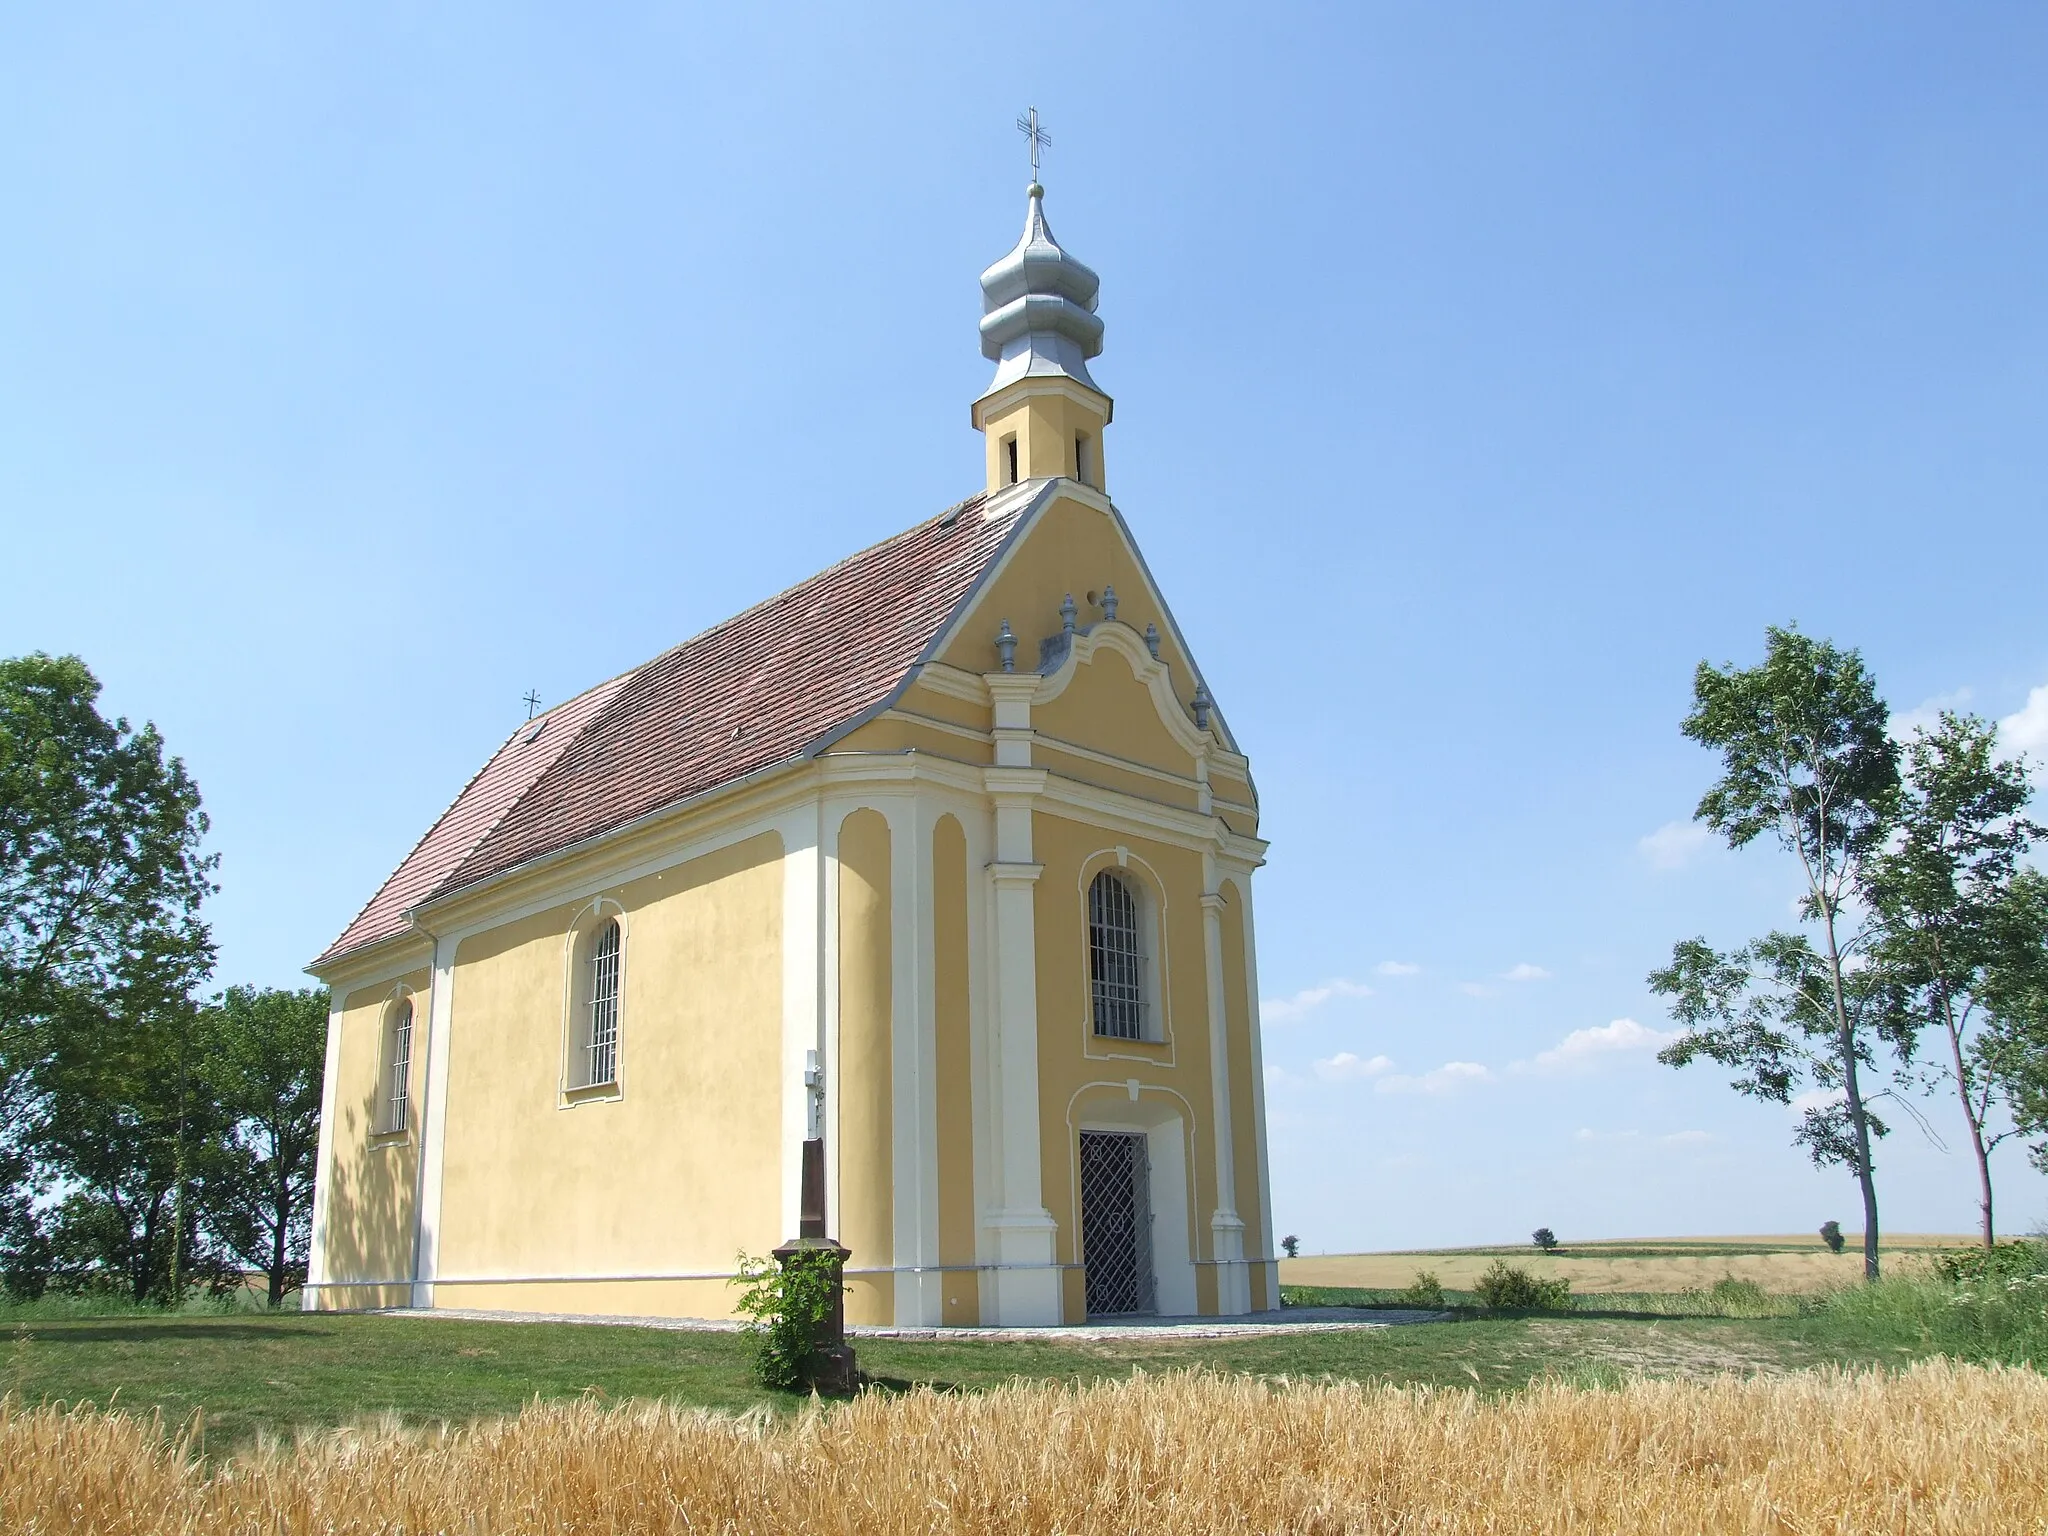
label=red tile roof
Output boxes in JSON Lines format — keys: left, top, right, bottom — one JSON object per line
{"left": 314, "top": 491, "right": 1022, "bottom": 969}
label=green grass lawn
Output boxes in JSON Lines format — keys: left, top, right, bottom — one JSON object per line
{"left": 0, "top": 1298, "right": 1967, "bottom": 1453}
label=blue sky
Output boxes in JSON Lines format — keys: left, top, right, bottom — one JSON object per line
{"left": 5, "top": 5, "right": 2046, "bottom": 1249}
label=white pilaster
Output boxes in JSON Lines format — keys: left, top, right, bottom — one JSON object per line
{"left": 981, "top": 724, "right": 1061, "bottom": 1323}
{"left": 1230, "top": 868, "right": 1281, "bottom": 1308}
{"left": 300, "top": 989, "right": 348, "bottom": 1310}
{"left": 820, "top": 806, "right": 843, "bottom": 1236}
{"left": 411, "top": 932, "right": 458, "bottom": 1309}
{"left": 1200, "top": 879, "right": 1249, "bottom": 1315}
{"left": 884, "top": 795, "right": 944, "bottom": 1325}
{"left": 778, "top": 803, "right": 825, "bottom": 1237}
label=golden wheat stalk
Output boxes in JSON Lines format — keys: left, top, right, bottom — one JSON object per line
{"left": 4, "top": 1359, "right": 2044, "bottom": 1533}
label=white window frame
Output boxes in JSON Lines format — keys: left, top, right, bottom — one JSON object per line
{"left": 561, "top": 900, "right": 628, "bottom": 1103}
{"left": 377, "top": 994, "right": 414, "bottom": 1138}
{"left": 1088, "top": 869, "right": 1148, "bottom": 1041}
{"left": 584, "top": 918, "right": 621, "bottom": 1088}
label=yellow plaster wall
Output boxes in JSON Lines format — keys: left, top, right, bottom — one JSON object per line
{"left": 312, "top": 968, "right": 431, "bottom": 1307}
{"left": 837, "top": 808, "right": 894, "bottom": 1325}
{"left": 1034, "top": 644, "right": 1199, "bottom": 784}
{"left": 937, "top": 496, "right": 1191, "bottom": 693}
{"left": 1033, "top": 739, "right": 1202, "bottom": 815}
{"left": 835, "top": 713, "right": 991, "bottom": 767}
{"left": 1029, "top": 811, "right": 1218, "bottom": 1320}
{"left": 978, "top": 386, "right": 1110, "bottom": 490}
{"left": 430, "top": 832, "right": 785, "bottom": 1316}
{"left": 904, "top": 677, "right": 992, "bottom": 732}
{"left": 932, "top": 814, "right": 979, "bottom": 1326}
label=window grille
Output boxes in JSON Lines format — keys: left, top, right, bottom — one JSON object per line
{"left": 586, "top": 919, "right": 621, "bottom": 1086}
{"left": 385, "top": 999, "right": 412, "bottom": 1134}
{"left": 1080, "top": 1130, "right": 1155, "bottom": 1316}
{"left": 1088, "top": 870, "right": 1145, "bottom": 1040}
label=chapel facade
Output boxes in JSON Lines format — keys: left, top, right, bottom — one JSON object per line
{"left": 303, "top": 180, "right": 1276, "bottom": 1326}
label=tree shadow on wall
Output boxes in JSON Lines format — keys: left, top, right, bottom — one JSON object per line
{"left": 311, "top": 1078, "right": 418, "bottom": 1303}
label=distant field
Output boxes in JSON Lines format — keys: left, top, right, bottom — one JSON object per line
{"left": 1281, "top": 1234, "right": 1971, "bottom": 1296}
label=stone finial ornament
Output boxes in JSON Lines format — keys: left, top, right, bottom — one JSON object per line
{"left": 1192, "top": 680, "right": 1213, "bottom": 732}
{"left": 1101, "top": 583, "right": 1119, "bottom": 622}
{"left": 996, "top": 619, "right": 1018, "bottom": 673}
{"left": 1144, "top": 622, "right": 1161, "bottom": 660}
{"left": 1060, "top": 593, "right": 1077, "bottom": 636}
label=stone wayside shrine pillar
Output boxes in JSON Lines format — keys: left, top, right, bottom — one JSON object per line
{"left": 773, "top": 1136, "right": 857, "bottom": 1393}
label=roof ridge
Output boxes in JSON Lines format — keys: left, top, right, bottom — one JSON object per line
{"left": 631, "top": 491, "right": 990, "bottom": 674}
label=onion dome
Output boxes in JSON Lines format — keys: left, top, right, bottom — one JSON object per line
{"left": 977, "top": 183, "right": 1106, "bottom": 397}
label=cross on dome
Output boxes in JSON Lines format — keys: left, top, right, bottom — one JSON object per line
{"left": 1016, "top": 106, "right": 1051, "bottom": 189}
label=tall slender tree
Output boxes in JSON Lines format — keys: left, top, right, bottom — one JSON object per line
{"left": 1651, "top": 627, "right": 1899, "bottom": 1280}
{"left": 1861, "top": 714, "right": 2041, "bottom": 1248}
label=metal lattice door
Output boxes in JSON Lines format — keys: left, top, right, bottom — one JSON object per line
{"left": 1080, "top": 1130, "right": 1156, "bottom": 1316}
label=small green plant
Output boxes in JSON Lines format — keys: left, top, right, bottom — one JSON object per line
{"left": 1678, "top": 1275, "right": 1777, "bottom": 1317}
{"left": 1473, "top": 1260, "right": 1571, "bottom": 1312}
{"left": 730, "top": 1250, "right": 844, "bottom": 1393}
{"left": 1397, "top": 1270, "right": 1445, "bottom": 1308}
{"left": 1820, "top": 1220, "right": 1845, "bottom": 1255}
{"left": 1532, "top": 1227, "right": 1559, "bottom": 1253}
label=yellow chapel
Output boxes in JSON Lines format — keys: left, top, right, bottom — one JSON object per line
{"left": 303, "top": 177, "right": 1276, "bottom": 1327}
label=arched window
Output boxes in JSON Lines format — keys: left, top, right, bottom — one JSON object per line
{"left": 584, "top": 918, "right": 621, "bottom": 1087}
{"left": 383, "top": 998, "right": 413, "bottom": 1134}
{"left": 1089, "top": 870, "right": 1146, "bottom": 1040}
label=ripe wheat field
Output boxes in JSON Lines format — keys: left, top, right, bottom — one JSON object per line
{"left": 6, "top": 1359, "right": 2044, "bottom": 1534}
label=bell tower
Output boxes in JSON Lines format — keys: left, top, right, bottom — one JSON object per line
{"left": 972, "top": 117, "right": 1112, "bottom": 496}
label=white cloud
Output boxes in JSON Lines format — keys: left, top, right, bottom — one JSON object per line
{"left": 1503, "top": 962, "right": 1551, "bottom": 982}
{"left": 1892, "top": 687, "right": 1975, "bottom": 743}
{"left": 1520, "top": 1017, "right": 1679, "bottom": 1075}
{"left": 1576, "top": 1126, "right": 1712, "bottom": 1148}
{"left": 1638, "top": 820, "right": 1711, "bottom": 870}
{"left": 1374, "top": 960, "right": 1422, "bottom": 977}
{"left": 1791, "top": 1086, "right": 1844, "bottom": 1115}
{"left": 1261, "top": 978, "right": 1372, "bottom": 1024}
{"left": 1375, "top": 1061, "right": 1491, "bottom": 1095}
{"left": 2000, "top": 683, "right": 2048, "bottom": 769}
{"left": 1312, "top": 1051, "right": 1394, "bottom": 1083}
{"left": 1264, "top": 1064, "right": 1300, "bottom": 1090}
{"left": 1458, "top": 982, "right": 1496, "bottom": 999}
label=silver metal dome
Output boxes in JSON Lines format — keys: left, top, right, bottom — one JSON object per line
{"left": 977, "top": 184, "right": 1106, "bottom": 397}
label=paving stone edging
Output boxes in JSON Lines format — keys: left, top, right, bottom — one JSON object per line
{"left": 370, "top": 1304, "right": 1448, "bottom": 1341}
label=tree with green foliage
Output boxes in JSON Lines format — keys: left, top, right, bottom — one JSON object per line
{"left": 1861, "top": 714, "right": 2042, "bottom": 1248}
{"left": 196, "top": 985, "right": 328, "bottom": 1306}
{"left": 0, "top": 653, "right": 216, "bottom": 1052}
{"left": 1976, "top": 871, "right": 2048, "bottom": 1177}
{"left": 1652, "top": 627, "right": 1900, "bottom": 1280}
{"left": 0, "top": 652, "right": 217, "bottom": 1298}
{"left": 35, "top": 983, "right": 233, "bottom": 1302}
